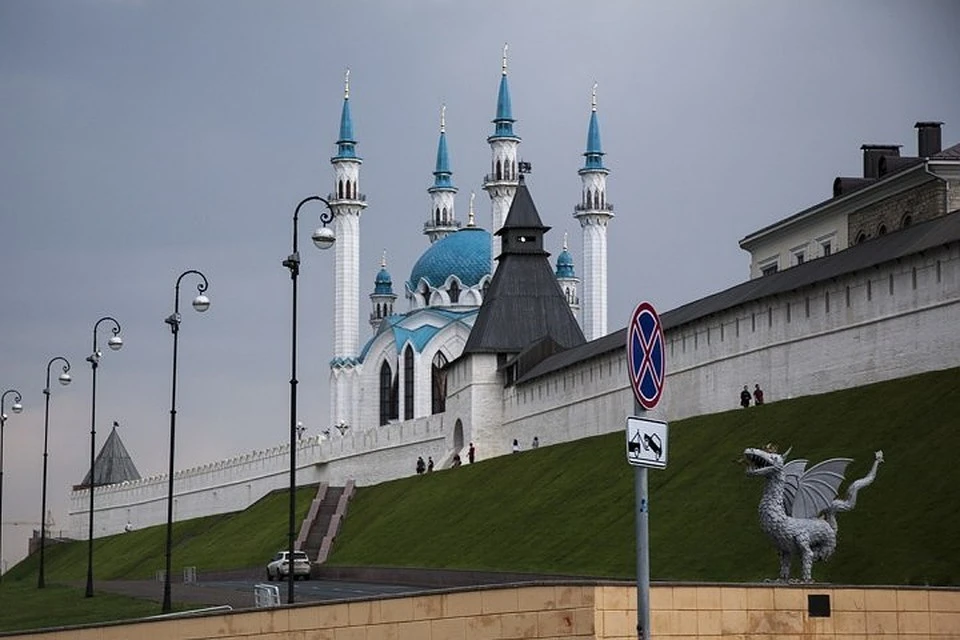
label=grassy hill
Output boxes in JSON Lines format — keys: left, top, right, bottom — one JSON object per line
{"left": 3, "top": 485, "right": 316, "bottom": 583}
{"left": 328, "top": 366, "right": 960, "bottom": 586}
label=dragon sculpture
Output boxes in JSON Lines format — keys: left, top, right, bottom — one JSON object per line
{"left": 743, "top": 444, "right": 883, "bottom": 582}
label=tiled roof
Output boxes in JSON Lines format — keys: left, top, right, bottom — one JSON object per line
{"left": 407, "top": 227, "right": 491, "bottom": 289}
{"left": 933, "top": 142, "right": 960, "bottom": 160}
{"left": 518, "top": 210, "right": 960, "bottom": 385}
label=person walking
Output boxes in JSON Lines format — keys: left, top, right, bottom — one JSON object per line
{"left": 416, "top": 456, "right": 425, "bottom": 475}
{"left": 427, "top": 456, "right": 434, "bottom": 472}
{"left": 468, "top": 442, "right": 476, "bottom": 464}
{"left": 531, "top": 436, "right": 540, "bottom": 449}
{"left": 740, "top": 385, "right": 751, "bottom": 408}
{"left": 753, "top": 384, "right": 765, "bottom": 406}
{"left": 512, "top": 439, "right": 521, "bottom": 453}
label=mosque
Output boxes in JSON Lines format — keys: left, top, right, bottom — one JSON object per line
{"left": 68, "top": 50, "right": 960, "bottom": 540}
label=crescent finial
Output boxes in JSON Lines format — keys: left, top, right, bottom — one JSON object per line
{"left": 502, "top": 43, "right": 508, "bottom": 75}
{"left": 468, "top": 191, "right": 476, "bottom": 227}
{"left": 563, "top": 231, "right": 568, "bottom": 251}
{"left": 381, "top": 249, "right": 386, "bottom": 268}
{"left": 344, "top": 68, "right": 350, "bottom": 99}
{"left": 592, "top": 82, "right": 597, "bottom": 112}
{"left": 440, "top": 104, "right": 446, "bottom": 133}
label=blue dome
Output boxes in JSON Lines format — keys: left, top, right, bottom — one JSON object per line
{"left": 373, "top": 266, "right": 394, "bottom": 295}
{"left": 408, "top": 227, "right": 491, "bottom": 290}
{"left": 556, "top": 248, "right": 575, "bottom": 278}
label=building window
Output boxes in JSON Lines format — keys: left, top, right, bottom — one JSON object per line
{"left": 889, "top": 273, "right": 894, "bottom": 295}
{"left": 448, "top": 280, "right": 460, "bottom": 304}
{"left": 846, "top": 286, "right": 850, "bottom": 307}
{"left": 761, "top": 263, "right": 778, "bottom": 277}
{"left": 856, "top": 231, "right": 867, "bottom": 244}
{"left": 720, "top": 323, "right": 725, "bottom": 342}
{"left": 751, "top": 313, "right": 756, "bottom": 332}
{"left": 379, "top": 361, "right": 393, "bottom": 426}
{"left": 795, "top": 252, "right": 805, "bottom": 265}
{"left": 736, "top": 318, "right": 740, "bottom": 337}
{"left": 822, "top": 241, "right": 832, "bottom": 257}
{"left": 878, "top": 224, "right": 888, "bottom": 236}
{"left": 404, "top": 346, "right": 414, "bottom": 420}
{"left": 867, "top": 280, "right": 872, "bottom": 301}
{"left": 902, "top": 214, "right": 913, "bottom": 229}
{"left": 912, "top": 267, "right": 917, "bottom": 290}
{"left": 431, "top": 352, "right": 448, "bottom": 414}
{"left": 786, "top": 303, "right": 791, "bottom": 323}
{"left": 694, "top": 333, "right": 698, "bottom": 350}
{"left": 768, "top": 307, "right": 772, "bottom": 328}
{"left": 825, "top": 291, "right": 830, "bottom": 313}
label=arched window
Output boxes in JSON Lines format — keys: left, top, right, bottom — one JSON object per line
{"left": 435, "top": 207, "right": 441, "bottom": 224}
{"left": 379, "top": 361, "right": 393, "bottom": 426}
{"left": 482, "top": 280, "right": 490, "bottom": 301}
{"left": 442, "top": 207, "right": 448, "bottom": 223}
{"left": 420, "top": 281, "right": 430, "bottom": 307}
{"left": 376, "top": 303, "right": 382, "bottom": 319}
{"left": 878, "top": 224, "right": 887, "bottom": 236}
{"left": 856, "top": 231, "right": 867, "bottom": 244}
{"left": 404, "top": 346, "right": 414, "bottom": 420}
{"left": 496, "top": 159, "right": 502, "bottom": 180}
{"left": 448, "top": 279, "right": 460, "bottom": 304}
{"left": 902, "top": 214, "right": 913, "bottom": 229}
{"left": 432, "top": 352, "right": 448, "bottom": 414}
{"left": 338, "top": 179, "right": 344, "bottom": 199}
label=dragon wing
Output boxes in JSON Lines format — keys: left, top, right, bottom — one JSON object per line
{"left": 782, "top": 459, "right": 808, "bottom": 515}
{"left": 791, "top": 457, "right": 853, "bottom": 519}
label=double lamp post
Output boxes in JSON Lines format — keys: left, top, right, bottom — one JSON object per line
{"left": 0, "top": 389, "right": 24, "bottom": 582}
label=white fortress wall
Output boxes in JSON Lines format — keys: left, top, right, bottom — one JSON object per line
{"left": 69, "top": 242, "right": 959, "bottom": 539}
{"left": 501, "top": 242, "right": 959, "bottom": 445}
{"left": 69, "top": 413, "right": 450, "bottom": 539}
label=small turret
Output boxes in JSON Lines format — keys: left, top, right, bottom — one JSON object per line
{"left": 369, "top": 251, "right": 397, "bottom": 333}
{"left": 555, "top": 232, "right": 580, "bottom": 319}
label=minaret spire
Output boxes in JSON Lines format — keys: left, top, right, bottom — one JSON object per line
{"left": 483, "top": 43, "right": 522, "bottom": 271}
{"left": 369, "top": 249, "right": 396, "bottom": 333}
{"left": 425, "top": 103, "right": 460, "bottom": 243}
{"left": 574, "top": 82, "right": 613, "bottom": 340}
{"left": 556, "top": 230, "right": 580, "bottom": 318}
{"left": 329, "top": 69, "right": 367, "bottom": 429}
{"left": 467, "top": 192, "right": 476, "bottom": 227}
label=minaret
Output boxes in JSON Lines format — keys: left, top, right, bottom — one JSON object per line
{"left": 574, "top": 83, "right": 613, "bottom": 341}
{"left": 329, "top": 69, "right": 367, "bottom": 428}
{"left": 369, "top": 251, "right": 397, "bottom": 333}
{"left": 555, "top": 232, "right": 580, "bottom": 319}
{"left": 482, "top": 43, "right": 521, "bottom": 271}
{"left": 424, "top": 104, "right": 460, "bottom": 243}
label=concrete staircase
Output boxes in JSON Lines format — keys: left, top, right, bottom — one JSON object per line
{"left": 294, "top": 480, "right": 355, "bottom": 566}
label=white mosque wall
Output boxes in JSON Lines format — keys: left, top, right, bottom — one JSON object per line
{"left": 69, "top": 243, "right": 960, "bottom": 539}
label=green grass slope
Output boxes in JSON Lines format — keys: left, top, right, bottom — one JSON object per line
{"left": 329, "top": 366, "right": 960, "bottom": 585}
{"left": 3, "top": 485, "right": 316, "bottom": 584}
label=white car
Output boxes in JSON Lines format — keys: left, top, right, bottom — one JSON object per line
{"left": 266, "top": 550, "right": 312, "bottom": 581}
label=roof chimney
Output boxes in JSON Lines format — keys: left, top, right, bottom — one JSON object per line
{"left": 915, "top": 121, "right": 943, "bottom": 158}
{"left": 861, "top": 144, "right": 900, "bottom": 179}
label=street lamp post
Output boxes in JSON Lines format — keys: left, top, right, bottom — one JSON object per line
{"left": 84, "top": 317, "right": 123, "bottom": 598}
{"left": 281, "top": 195, "right": 335, "bottom": 604}
{"left": 0, "top": 389, "right": 24, "bottom": 583}
{"left": 38, "top": 358, "right": 71, "bottom": 588}
{"left": 161, "top": 270, "right": 210, "bottom": 613}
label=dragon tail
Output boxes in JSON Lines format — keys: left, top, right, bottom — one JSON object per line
{"left": 824, "top": 450, "right": 883, "bottom": 528}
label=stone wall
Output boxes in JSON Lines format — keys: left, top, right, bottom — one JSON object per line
{"left": 10, "top": 583, "right": 960, "bottom": 639}
{"left": 848, "top": 179, "right": 946, "bottom": 242}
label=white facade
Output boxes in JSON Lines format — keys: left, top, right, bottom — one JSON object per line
{"left": 484, "top": 137, "right": 519, "bottom": 265}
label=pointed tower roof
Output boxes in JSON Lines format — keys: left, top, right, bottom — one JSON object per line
{"left": 334, "top": 69, "right": 359, "bottom": 160}
{"left": 464, "top": 177, "right": 585, "bottom": 354}
{"left": 77, "top": 422, "right": 141, "bottom": 489}
{"left": 582, "top": 83, "right": 605, "bottom": 171}
{"left": 489, "top": 43, "right": 519, "bottom": 141}
{"left": 373, "top": 251, "right": 395, "bottom": 296}
{"left": 431, "top": 105, "right": 456, "bottom": 191}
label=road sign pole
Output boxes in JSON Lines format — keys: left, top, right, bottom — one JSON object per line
{"left": 635, "top": 401, "right": 650, "bottom": 640}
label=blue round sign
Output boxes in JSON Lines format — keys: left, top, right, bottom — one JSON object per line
{"left": 627, "top": 301, "right": 665, "bottom": 410}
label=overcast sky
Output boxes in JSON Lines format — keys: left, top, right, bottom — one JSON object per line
{"left": 1, "top": 0, "right": 958, "bottom": 569}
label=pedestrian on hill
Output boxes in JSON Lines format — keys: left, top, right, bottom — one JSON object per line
{"left": 468, "top": 442, "right": 476, "bottom": 464}
{"left": 753, "top": 384, "right": 765, "bottom": 406}
{"left": 740, "top": 385, "right": 751, "bottom": 408}
{"left": 427, "top": 456, "right": 434, "bottom": 472}
{"left": 532, "top": 436, "right": 540, "bottom": 449}
{"left": 512, "top": 439, "right": 521, "bottom": 453}
{"left": 416, "top": 456, "right": 425, "bottom": 475}
{"left": 451, "top": 454, "right": 462, "bottom": 467}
